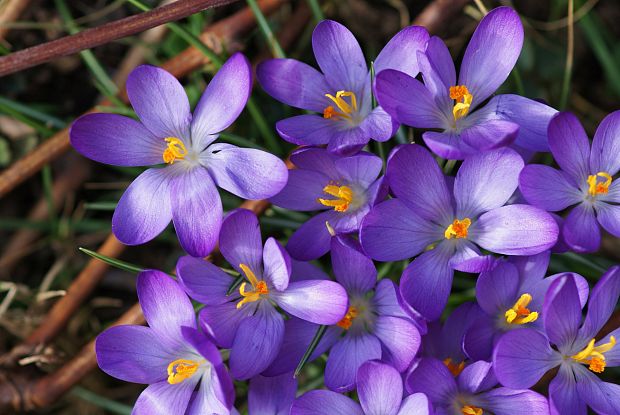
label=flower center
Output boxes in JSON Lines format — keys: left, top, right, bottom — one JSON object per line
{"left": 587, "top": 172, "right": 612, "bottom": 197}
{"left": 444, "top": 218, "right": 471, "bottom": 239}
{"left": 323, "top": 90, "right": 358, "bottom": 120}
{"left": 449, "top": 85, "right": 473, "bottom": 121}
{"left": 461, "top": 405, "right": 483, "bottom": 415}
{"left": 571, "top": 336, "right": 616, "bottom": 373}
{"left": 318, "top": 184, "right": 354, "bottom": 212}
{"left": 236, "top": 263, "right": 269, "bottom": 309}
{"left": 504, "top": 293, "right": 539, "bottom": 325}
{"left": 167, "top": 358, "right": 202, "bottom": 384}
{"left": 336, "top": 306, "right": 359, "bottom": 330}
{"left": 162, "top": 137, "right": 188, "bottom": 164}
{"left": 443, "top": 357, "right": 465, "bottom": 377}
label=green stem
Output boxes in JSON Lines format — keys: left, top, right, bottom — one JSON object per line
{"left": 295, "top": 325, "right": 327, "bottom": 377}
{"left": 246, "top": 0, "right": 286, "bottom": 58}
{"left": 305, "top": 0, "right": 324, "bottom": 23}
{"left": 246, "top": 97, "right": 282, "bottom": 155}
{"left": 559, "top": 0, "right": 574, "bottom": 109}
{"left": 71, "top": 387, "right": 132, "bottom": 415}
{"left": 78, "top": 247, "right": 145, "bottom": 274}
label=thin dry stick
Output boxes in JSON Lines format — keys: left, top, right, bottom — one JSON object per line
{"left": 412, "top": 0, "right": 471, "bottom": 33}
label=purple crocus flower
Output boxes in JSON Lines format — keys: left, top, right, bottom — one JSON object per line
{"left": 270, "top": 147, "right": 387, "bottom": 260}
{"left": 176, "top": 208, "right": 348, "bottom": 380}
{"left": 494, "top": 267, "right": 620, "bottom": 415}
{"left": 70, "top": 53, "right": 288, "bottom": 257}
{"left": 407, "top": 359, "right": 549, "bottom": 415}
{"left": 360, "top": 144, "right": 558, "bottom": 320}
{"left": 375, "top": 7, "right": 557, "bottom": 160}
{"left": 256, "top": 20, "right": 429, "bottom": 155}
{"left": 519, "top": 111, "right": 620, "bottom": 253}
{"left": 291, "top": 360, "right": 433, "bottom": 415}
{"left": 248, "top": 372, "right": 297, "bottom": 415}
{"left": 95, "top": 270, "right": 234, "bottom": 415}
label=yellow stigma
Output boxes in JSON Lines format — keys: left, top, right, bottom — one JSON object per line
{"left": 504, "top": 293, "right": 539, "bottom": 325}
{"left": 167, "top": 359, "right": 201, "bottom": 384}
{"left": 461, "top": 405, "right": 483, "bottom": 415}
{"left": 162, "top": 137, "right": 187, "bottom": 164}
{"left": 318, "top": 184, "right": 354, "bottom": 212}
{"left": 443, "top": 358, "right": 465, "bottom": 377}
{"left": 449, "top": 85, "right": 473, "bottom": 121}
{"left": 336, "top": 306, "right": 359, "bottom": 330}
{"left": 571, "top": 336, "right": 616, "bottom": 373}
{"left": 587, "top": 172, "right": 612, "bottom": 197}
{"left": 444, "top": 218, "right": 471, "bottom": 240}
{"left": 236, "top": 263, "right": 269, "bottom": 309}
{"left": 323, "top": 90, "right": 357, "bottom": 120}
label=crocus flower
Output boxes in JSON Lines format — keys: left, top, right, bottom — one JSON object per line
{"left": 256, "top": 20, "right": 429, "bottom": 155}
{"left": 96, "top": 270, "right": 234, "bottom": 415}
{"left": 494, "top": 267, "right": 620, "bottom": 415}
{"left": 407, "top": 359, "right": 549, "bottom": 415}
{"left": 519, "top": 111, "right": 620, "bottom": 253}
{"left": 70, "top": 53, "right": 288, "bottom": 257}
{"left": 375, "top": 7, "right": 557, "bottom": 160}
{"left": 360, "top": 144, "right": 558, "bottom": 320}
{"left": 291, "top": 360, "right": 433, "bottom": 415}
{"left": 248, "top": 373, "right": 297, "bottom": 415}
{"left": 176, "top": 208, "right": 348, "bottom": 380}
{"left": 270, "top": 147, "right": 387, "bottom": 260}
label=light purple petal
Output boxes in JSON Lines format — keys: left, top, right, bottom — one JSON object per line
{"left": 548, "top": 112, "right": 591, "bottom": 185}
{"left": 459, "top": 360, "right": 497, "bottom": 395}
{"left": 132, "top": 379, "right": 197, "bottom": 415}
{"left": 549, "top": 365, "right": 586, "bottom": 415}
{"left": 454, "top": 147, "right": 524, "bottom": 218}
{"left": 289, "top": 147, "right": 339, "bottom": 177}
{"left": 595, "top": 202, "right": 620, "bottom": 237}
{"left": 387, "top": 144, "right": 452, "bottom": 223}
{"left": 331, "top": 235, "right": 376, "bottom": 294}
{"left": 476, "top": 387, "right": 550, "bottom": 415}
{"left": 372, "top": 279, "right": 410, "bottom": 320}
{"left": 543, "top": 275, "right": 582, "bottom": 348}
{"left": 312, "top": 20, "right": 367, "bottom": 91}
{"left": 513, "top": 251, "right": 551, "bottom": 291}
{"left": 176, "top": 256, "right": 231, "bottom": 305}
{"left": 276, "top": 115, "right": 335, "bottom": 146}
{"left": 262, "top": 237, "right": 291, "bottom": 291}
{"left": 590, "top": 109, "right": 620, "bottom": 175}
{"left": 191, "top": 53, "right": 251, "bottom": 145}
{"left": 423, "top": 130, "right": 475, "bottom": 160}
{"left": 438, "top": 302, "right": 484, "bottom": 361}
{"left": 357, "top": 360, "right": 403, "bottom": 415}
{"left": 493, "top": 328, "right": 560, "bottom": 389}
{"left": 400, "top": 242, "right": 454, "bottom": 321}
{"left": 126, "top": 65, "right": 191, "bottom": 139}
{"left": 475, "top": 261, "right": 519, "bottom": 315}
{"left": 171, "top": 167, "right": 221, "bottom": 257}
{"left": 417, "top": 36, "right": 455, "bottom": 111}
{"left": 286, "top": 210, "right": 334, "bottom": 260}
{"left": 112, "top": 167, "right": 172, "bottom": 246}
{"left": 326, "top": 125, "right": 368, "bottom": 156}
{"left": 188, "top": 367, "right": 232, "bottom": 415}
{"left": 203, "top": 145, "right": 288, "bottom": 200}
{"left": 199, "top": 301, "right": 252, "bottom": 349}
{"left": 579, "top": 265, "right": 620, "bottom": 340}
{"left": 519, "top": 164, "right": 581, "bottom": 211}
{"left": 598, "top": 327, "right": 620, "bottom": 366}
{"left": 274, "top": 280, "right": 348, "bottom": 325}
{"left": 334, "top": 151, "right": 382, "bottom": 188}
{"left": 397, "top": 393, "right": 432, "bottom": 415}
{"left": 269, "top": 169, "right": 330, "bottom": 211}
{"left": 460, "top": 119, "right": 519, "bottom": 152}
{"left": 405, "top": 358, "right": 457, "bottom": 402}
{"left": 462, "top": 316, "right": 495, "bottom": 361}
{"left": 360, "top": 106, "right": 397, "bottom": 142}
{"left": 576, "top": 371, "right": 620, "bottom": 415}
{"left": 248, "top": 373, "right": 297, "bottom": 415}
{"left": 563, "top": 203, "right": 600, "bottom": 253}
{"left": 459, "top": 7, "right": 524, "bottom": 106}
{"left": 291, "top": 390, "right": 363, "bottom": 415}
{"left": 325, "top": 334, "right": 382, "bottom": 392}
{"left": 256, "top": 58, "right": 331, "bottom": 112}
{"left": 229, "top": 302, "right": 284, "bottom": 379}
{"left": 220, "top": 208, "right": 263, "bottom": 274}
{"left": 70, "top": 113, "right": 165, "bottom": 166}
{"left": 290, "top": 259, "right": 329, "bottom": 282}
{"left": 374, "top": 26, "right": 429, "bottom": 77}
{"left": 472, "top": 204, "right": 559, "bottom": 255}
{"left": 374, "top": 315, "right": 420, "bottom": 372}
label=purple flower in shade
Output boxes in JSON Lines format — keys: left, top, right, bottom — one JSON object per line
{"left": 494, "top": 267, "right": 620, "bottom": 415}
{"left": 176, "top": 208, "right": 348, "bottom": 380}
{"left": 95, "top": 270, "right": 234, "bottom": 415}
{"left": 256, "top": 20, "right": 429, "bottom": 155}
{"left": 360, "top": 144, "right": 559, "bottom": 320}
{"left": 270, "top": 147, "right": 387, "bottom": 260}
{"left": 70, "top": 53, "right": 288, "bottom": 257}
{"left": 248, "top": 372, "right": 297, "bottom": 415}
{"left": 519, "top": 111, "right": 620, "bottom": 253}
{"left": 407, "top": 359, "right": 549, "bottom": 415}
{"left": 375, "top": 7, "right": 557, "bottom": 160}
{"left": 267, "top": 235, "right": 421, "bottom": 392}
{"left": 291, "top": 360, "right": 433, "bottom": 415}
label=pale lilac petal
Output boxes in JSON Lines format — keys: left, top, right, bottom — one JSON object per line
{"left": 263, "top": 237, "right": 291, "bottom": 291}
{"left": 360, "top": 106, "right": 397, "bottom": 142}
{"left": 290, "top": 147, "right": 339, "bottom": 177}
{"left": 519, "top": 164, "right": 581, "bottom": 211}
{"left": 462, "top": 316, "right": 495, "bottom": 361}
{"left": 458, "top": 360, "right": 496, "bottom": 394}
{"left": 472, "top": 204, "right": 559, "bottom": 255}
{"left": 286, "top": 210, "right": 333, "bottom": 260}
{"left": 543, "top": 275, "right": 582, "bottom": 348}
{"left": 70, "top": 113, "right": 165, "bottom": 166}
{"left": 423, "top": 130, "right": 475, "bottom": 160}
{"left": 475, "top": 387, "right": 550, "bottom": 415}
{"left": 459, "top": 7, "right": 524, "bottom": 106}
{"left": 374, "top": 26, "right": 429, "bottom": 77}
{"left": 126, "top": 65, "right": 191, "bottom": 139}
{"left": 112, "top": 168, "right": 172, "bottom": 246}
{"left": 405, "top": 358, "right": 457, "bottom": 402}
{"left": 256, "top": 58, "right": 331, "bottom": 112}
{"left": 475, "top": 261, "right": 519, "bottom": 315}
{"left": 133, "top": 379, "right": 197, "bottom": 415}
{"left": 595, "top": 202, "right": 620, "bottom": 237}
{"left": 248, "top": 373, "right": 297, "bottom": 415}
{"left": 199, "top": 301, "right": 252, "bottom": 349}
{"left": 276, "top": 115, "right": 335, "bottom": 146}
{"left": 326, "top": 125, "right": 368, "bottom": 156}
{"left": 549, "top": 365, "right": 586, "bottom": 415}
{"left": 372, "top": 279, "right": 410, "bottom": 320}
{"left": 513, "top": 251, "right": 551, "bottom": 293}
{"left": 590, "top": 109, "right": 620, "bottom": 175}
{"left": 417, "top": 36, "right": 455, "bottom": 111}
{"left": 176, "top": 256, "right": 231, "bottom": 305}
{"left": 579, "top": 265, "right": 620, "bottom": 340}
{"left": 548, "top": 112, "right": 591, "bottom": 184}
{"left": 397, "top": 393, "right": 432, "bottom": 415}
{"left": 188, "top": 368, "right": 232, "bottom": 415}
{"left": 374, "top": 315, "right": 420, "bottom": 371}
{"left": 598, "top": 327, "right": 620, "bottom": 366}
{"left": 387, "top": 144, "right": 452, "bottom": 223}
{"left": 334, "top": 151, "right": 382, "bottom": 188}
{"left": 460, "top": 119, "right": 519, "bottom": 152}
{"left": 220, "top": 208, "right": 263, "bottom": 274}
{"left": 269, "top": 169, "right": 329, "bottom": 211}
{"left": 191, "top": 53, "right": 251, "bottom": 145}
{"left": 493, "top": 328, "right": 560, "bottom": 389}
{"left": 454, "top": 147, "right": 524, "bottom": 218}
{"left": 563, "top": 203, "right": 600, "bottom": 253}
{"left": 291, "top": 390, "right": 363, "bottom": 415}
{"left": 325, "top": 334, "right": 382, "bottom": 392}
{"left": 331, "top": 235, "right": 376, "bottom": 294}
{"left": 274, "top": 280, "right": 348, "bottom": 325}
{"left": 357, "top": 360, "right": 403, "bottom": 415}
{"left": 171, "top": 167, "right": 221, "bottom": 257}
{"left": 290, "top": 259, "right": 329, "bottom": 282}
{"left": 576, "top": 371, "right": 620, "bottom": 415}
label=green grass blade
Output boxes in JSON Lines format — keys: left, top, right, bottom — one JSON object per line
{"left": 78, "top": 247, "right": 145, "bottom": 274}
{"left": 305, "top": 0, "right": 324, "bottom": 23}
{"left": 246, "top": 0, "right": 286, "bottom": 58}
{"left": 295, "top": 324, "right": 327, "bottom": 377}
{"left": 71, "top": 387, "right": 132, "bottom": 415}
